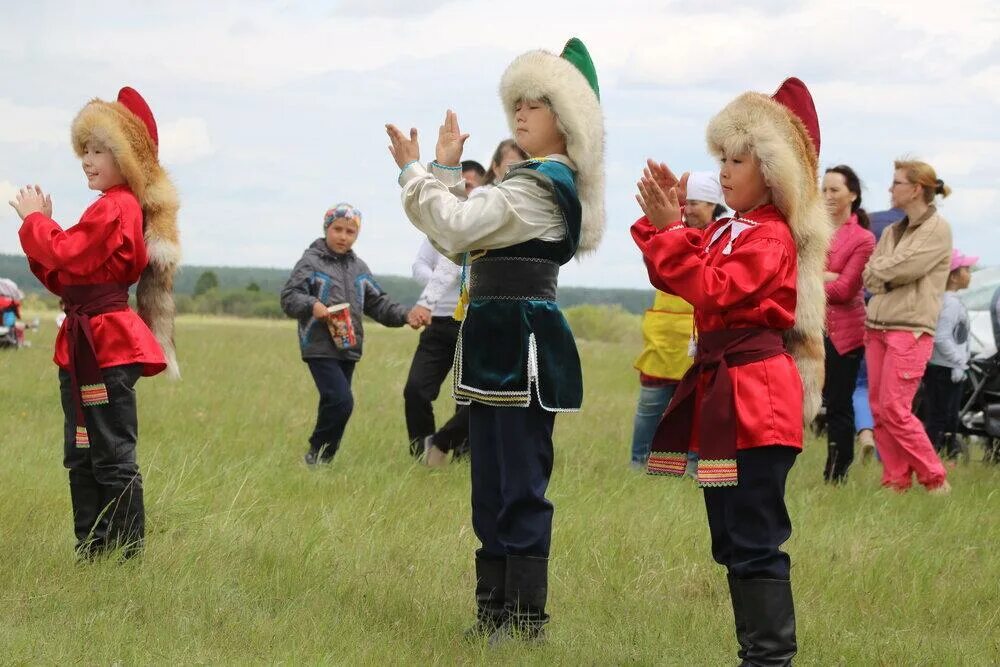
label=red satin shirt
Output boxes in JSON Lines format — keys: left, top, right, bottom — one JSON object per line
{"left": 631, "top": 204, "right": 803, "bottom": 451}
{"left": 19, "top": 185, "right": 166, "bottom": 376}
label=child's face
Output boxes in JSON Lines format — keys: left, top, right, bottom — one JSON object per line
{"left": 81, "top": 140, "right": 126, "bottom": 192}
{"left": 950, "top": 266, "right": 972, "bottom": 290}
{"left": 461, "top": 168, "right": 482, "bottom": 196}
{"left": 685, "top": 200, "right": 716, "bottom": 229}
{"left": 325, "top": 219, "right": 359, "bottom": 254}
{"left": 513, "top": 100, "right": 565, "bottom": 157}
{"left": 719, "top": 152, "right": 770, "bottom": 213}
{"left": 822, "top": 171, "right": 857, "bottom": 219}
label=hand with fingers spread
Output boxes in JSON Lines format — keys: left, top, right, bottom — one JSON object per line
{"left": 8, "top": 184, "right": 51, "bottom": 221}
{"left": 644, "top": 159, "right": 690, "bottom": 207}
{"left": 435, "top": 109, "right": 470, "bottom": 167}
{"left": 636, "top": 176, "right": 682, "bottom": 230}
{"left": 386, "top": 124, "right": 421, "bottom": 170}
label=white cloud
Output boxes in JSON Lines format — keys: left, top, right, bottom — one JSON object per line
{"left": 0, "top": 181, "right": 18, "bottom": 216}
{"left": 0, "top": 99, "right": 71, "bottom": 146}
{"left": 1, "top": 0, "right": 998, "bottom": 286}
{"left": 159, "top": 118, "right": 215, "bottom": 166}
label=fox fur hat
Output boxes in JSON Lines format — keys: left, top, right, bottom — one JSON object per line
{"left": 706, "top": 77, "right": 832, "bottom": 423}
{"left": 71, "top": 86, "right": 181, "bottom": 378}
{"left": 499, "top": 37, "right": 605, "bottom": 254}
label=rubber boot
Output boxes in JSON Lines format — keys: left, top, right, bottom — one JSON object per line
{"left": 104, "top": 481, "right": 145, "bottom": 560}
{"left": 68, "top": 474, "right": 107, "bottom": 559}
{"left": 727, "top": 574, "right": 751, "bottom": 661}
{"left": 490, "top": 555, "right": 548, "bottom": 645}
{"left": 736, "top": 578, "right": 796, "bottom": 667}
{"left": 464, "top": 554, "right": 507, "bottom": 639}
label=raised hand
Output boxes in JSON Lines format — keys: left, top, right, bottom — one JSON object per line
{"left": 8, "top": 185, "right": 49, "bottom": 221}
{"left": 386, "top": 124, "right": 421, "bottom": 169}
{"left": 435, "top": 109, "right": 470, "bottom": 167}
{"left": 636, "top": 176, "right": 681, "bottom": 230}
{"left": 644, "top": 160, "right": 689, "bottom": 206}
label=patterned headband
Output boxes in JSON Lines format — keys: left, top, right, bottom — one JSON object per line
{"left": 323, "top": 203, "right": 362, "bottom": 230}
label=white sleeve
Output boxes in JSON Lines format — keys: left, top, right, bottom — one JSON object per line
{"left": 411, "top": 239, "right": 438, "bottom": 287}
{"left": 397, "top": 162, "right": 565, "bottom": 260}
{"left": 417, "top": 254, "right": 461, "bottom": 310}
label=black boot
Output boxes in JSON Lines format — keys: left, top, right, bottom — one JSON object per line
{"left": 490, "top": 555, "right": 548, "bottom": 645}
{"left": 68, "top": 474, "right": 107, "bottom": 559}
{"left": 736, "top": 578, "right": 796, "bottom": 667}
{"left": 464, "top": 554, "right": 507, "bottom": 639}
{"left": 104, "top": 481, "right": 145, "bottom": 560}
{"left": 727, "top": 574, "right": 751, "bottom": 661}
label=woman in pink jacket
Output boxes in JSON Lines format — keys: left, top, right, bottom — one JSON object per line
{"left": 822, "top": 165, "right": 875, "bottom": 482}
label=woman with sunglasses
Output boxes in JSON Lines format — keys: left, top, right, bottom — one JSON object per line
{"left": 862, "top": 159, "right": 953, "bottom": 493}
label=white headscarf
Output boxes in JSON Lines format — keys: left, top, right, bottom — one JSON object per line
{"left": 687, "top": 171, "right": 725, "bottom": 206}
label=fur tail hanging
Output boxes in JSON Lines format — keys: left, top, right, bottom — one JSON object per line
{"left": 137, "top": 173, "right": 181, "bottom": 379}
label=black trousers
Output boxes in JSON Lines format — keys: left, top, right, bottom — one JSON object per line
{"left": 404, "top": 317, "right": 468, "bottom": 452}
{"left": 922, "top": 363, "right": 962, "bottom": 456}
{"left": 306, "top": 357, "right": 356, "bottom": 457}
{"left": 703, "top": 446, "right": 797, "bottom": 580}
{"left": 470, "top": 402, "right": 555, "bottom": 558}
{"left": 59, "top": 363, "right": 145, "bottom": 554}
{"left": 823, "top": 338, "right": 862, "bottom": 482}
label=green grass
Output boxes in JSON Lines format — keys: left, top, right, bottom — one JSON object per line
{"left": 0, "top": 315, "right": 998, "bottom": 665}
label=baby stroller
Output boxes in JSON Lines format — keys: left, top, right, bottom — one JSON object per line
{"left": 0, "top": 278, "right": 25, "bottom": 349}
{"left": 958, "top": 284, "right": 1000, "bottom": 463}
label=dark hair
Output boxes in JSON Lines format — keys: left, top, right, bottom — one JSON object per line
{"left": 712, "top": 204, "right": 727, "bottom": 220}
{"left": 483, "top": 139, "right": 529, "bottom": 185}
{"left": 461, "top": 160, "right": 486, "bottom": 178}
{"left": 825, "top": 165, "right": 870, "bottom": 229}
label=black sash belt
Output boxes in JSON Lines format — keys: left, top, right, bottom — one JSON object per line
{"left": 469, "top": 257, "right": 559, "bottom": 301}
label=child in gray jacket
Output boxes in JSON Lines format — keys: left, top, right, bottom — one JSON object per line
{"left": 280, "top": 203, "right": 425, "bottom": 464}
{"left": 922, "top": 248, "right": 976, "bottom": 459}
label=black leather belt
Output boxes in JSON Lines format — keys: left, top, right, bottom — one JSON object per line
{"left": 468, "top": 257, "right": 559, "bottom": 301}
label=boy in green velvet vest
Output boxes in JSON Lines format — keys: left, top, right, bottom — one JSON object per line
{"left": 386, "top": 38, "right": 604, "bottom": 642}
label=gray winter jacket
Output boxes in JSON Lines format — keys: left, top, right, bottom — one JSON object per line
{"left": 280, "top": 239, "right": 409, "bottom": 360}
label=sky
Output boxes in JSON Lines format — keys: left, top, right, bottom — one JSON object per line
{"left": 1, "top": 0, "right": 997, "bottom": 288}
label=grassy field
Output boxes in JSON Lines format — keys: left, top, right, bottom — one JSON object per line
{"left": 0, "top": 314, "right": 997, "bottom": 665}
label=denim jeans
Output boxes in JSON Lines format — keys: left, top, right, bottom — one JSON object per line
{"left": 853, "top": 352, "right": 874, "bottom": 432}
{"left": 630, "top": 382, "right": 676, "bottom": 466}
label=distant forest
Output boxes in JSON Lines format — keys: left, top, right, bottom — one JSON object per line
{"left": 0, "top": 253, "right": 655, "bottom": 315}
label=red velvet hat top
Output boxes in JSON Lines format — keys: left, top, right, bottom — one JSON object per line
{"left": 771, "top": 77, "right": 819, "bottom": 157}
{"left": 117, "top": 86, "right": 158, "bottom": 147}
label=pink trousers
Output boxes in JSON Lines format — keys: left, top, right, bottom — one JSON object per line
{"left": 865, "top": 329, "right": 947, "bottom": 490}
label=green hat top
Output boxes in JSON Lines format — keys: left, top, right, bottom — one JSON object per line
{"left": 560, "top": 37, "right": 600, "bottom": 101}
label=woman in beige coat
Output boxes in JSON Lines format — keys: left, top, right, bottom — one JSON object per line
{"left": 862, "top": 159, "right": 952, "bottom": 493}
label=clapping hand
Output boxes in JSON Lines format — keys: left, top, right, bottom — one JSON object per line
{"left": 435, "top": 110, "right": 469, "bottom": 167}
{"left": 8, "top": 185, "right": 52, "bottom": 221}
{"left": 636, "top": 175, "right": 682, "bottom": 230}
{"left": 644, "top": 160, "right": 689, "bottom": 207}
{"left": 386, "top": 124, "right": 421, "bottom": 170}
{"left": 407, "top": 305, "right": 432, "bottom": 330}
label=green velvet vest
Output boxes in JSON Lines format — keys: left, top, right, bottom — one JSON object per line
{"left": 453, "top": 159, "right": 584, "bottom": 411}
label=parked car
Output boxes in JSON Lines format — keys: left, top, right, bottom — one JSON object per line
{"left": 960, "top": 267, "right": 1000, "bottom": 359}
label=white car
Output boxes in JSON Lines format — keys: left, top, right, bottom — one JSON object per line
{"left": 959, "top": 267, "right": 1000, "bottom": 359}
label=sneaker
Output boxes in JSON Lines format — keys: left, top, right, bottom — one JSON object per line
{"left": 927, "top": 479, "right": 952, "bottom": 496}
{"left": 304, "top": 445, "right": 334, "bottom": 466}
{"left": 425, "top": 442, "right": 449, "bottom": 468}
{"left": 858, "top": 429, "right": 876, "bottom": 464}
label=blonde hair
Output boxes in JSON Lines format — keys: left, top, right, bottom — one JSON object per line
{"left": 894, "top": 159, "right": 952, "bottom": 204}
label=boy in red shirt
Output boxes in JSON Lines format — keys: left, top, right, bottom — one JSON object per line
{"left": 9, "top": 87, "right": 180, "bottom": 559}
{"left": 632, "top": 78, "right": 830, "bottom": 665}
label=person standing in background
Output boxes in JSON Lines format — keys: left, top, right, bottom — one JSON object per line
{"left": 821, "top": 165, "right": 875, "bottom": 483}
{"left": 863, "top": 159, "right": 953, "bottom": 494}
{"left": 629, "top": 171, "right": 726, "bottom": 472}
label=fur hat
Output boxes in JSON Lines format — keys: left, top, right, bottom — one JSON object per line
{"left": 499, "top": 38, "right": 605, "bottom": 253}
{"left": 705, "top": 77, "right": 832, "bottom": 423}
{"left": 71, "top": 87, "right": 181, "bottom": 378}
